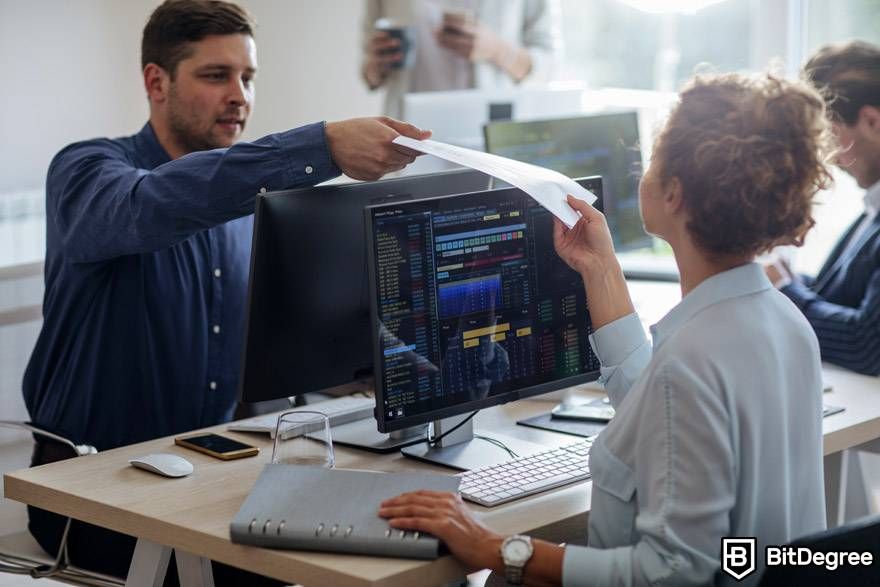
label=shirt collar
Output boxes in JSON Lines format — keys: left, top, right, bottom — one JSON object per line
{"left": 133, "top": 122, "right": 172, "bottom": 169}
{"left": 864, "top": 179, "right": 880, "bottom": 217}
{"left": 649, "top": 262, "right": 771, "bottom": 350}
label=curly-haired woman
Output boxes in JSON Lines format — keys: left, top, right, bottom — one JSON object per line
{"left": 379, "top": 72, "right": 834, "bottom": 586}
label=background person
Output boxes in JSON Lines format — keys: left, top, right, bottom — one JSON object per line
{"left": 766, "top": 40, "right": 880, "bottom": 376}
{"left": 361, "top": 0, "right": 562, "bottom": 118}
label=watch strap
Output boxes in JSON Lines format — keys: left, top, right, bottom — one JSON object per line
{"left": 505, "top": 563, "right": 525, "bottom": 585}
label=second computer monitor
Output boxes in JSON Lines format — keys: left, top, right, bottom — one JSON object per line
{"left": 365, "top": 177, "right": 604, "bottom": 434}
{"left": 239, "top": 169, "right": 493, "bottom": 404}
{"left": 484, "top": 111, "right": 651, "bottom": 252}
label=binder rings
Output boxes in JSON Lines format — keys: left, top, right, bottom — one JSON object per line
{"left": 230, "top": 464, "right": 460, "bottom": 559}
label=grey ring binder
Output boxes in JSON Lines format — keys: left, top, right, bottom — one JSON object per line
{"left": 230, "top": 464, "right": 460, "bottom": 559}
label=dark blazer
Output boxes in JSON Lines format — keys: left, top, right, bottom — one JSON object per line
{"left": 782, "top": 213, "right": 880, "bottom": 375}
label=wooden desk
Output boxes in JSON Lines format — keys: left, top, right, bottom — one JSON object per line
{"left": 820, "top": 365, "right": 880, "bottom": 456}
{"left": 6, "top": 366, "right": 880, "bottom": 586}
{"left": 816, "top": 365, "right": 880, "bottom": 526}
{"left": 3, "top": 396, "right": 598, "bottom": 587}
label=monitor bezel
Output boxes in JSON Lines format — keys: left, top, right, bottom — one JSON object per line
{"left": 365, "top": 176, "right": 604, "bottom": 434}
{"left": 237, "top": 168, "right": 493, "bottom": 404}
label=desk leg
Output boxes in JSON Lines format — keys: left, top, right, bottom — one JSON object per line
{"left": 825, "top": 450, "right": 849, "bottom": 528}
{"left": 125, "top": 539, "right": 172, "bottom": 587}
{"left": 176, "top": 549, "right": 215, "bottom": 587}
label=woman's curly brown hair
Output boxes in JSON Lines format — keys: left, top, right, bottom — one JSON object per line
{"left": 651, "top": 72, "right": 835, "bottom": 257}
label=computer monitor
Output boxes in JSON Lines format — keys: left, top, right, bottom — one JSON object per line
{"left": 484, "top": 111, "right": 653, "bottom": 253}
{"left": 238, "top": 169, "right": 493, "bottom": 407}
{"left": 400, "top": 86, "right": 588, "bottom": 151}
{"left": 365, "top": 177, "right": 603, "bottom": 470}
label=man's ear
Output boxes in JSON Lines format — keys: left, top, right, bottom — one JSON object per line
{"left": 858, "top": 105, "right": 880, "bottom": 141}
{"left": 664, "top": 177, "right": 684, "bottom": 214}
{"left": 143, "top": 63, "right": 170, "bottom": 105}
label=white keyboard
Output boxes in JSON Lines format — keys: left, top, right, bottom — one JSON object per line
{"left": 458, "top": 439, "right": 593, "bottom": 507}
{"left": 227, "top": 395, "right": 374, "bottom": 439}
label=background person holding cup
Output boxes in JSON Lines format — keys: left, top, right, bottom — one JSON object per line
{"left": 361, "top": 0, "right": 563, "bottom": 118}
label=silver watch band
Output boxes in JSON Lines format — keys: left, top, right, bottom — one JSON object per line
{"left": 505, "top": 563, "right": 525, "bottom": 585}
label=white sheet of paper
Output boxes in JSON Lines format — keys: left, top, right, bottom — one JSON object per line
{"left": 393, "top": 137, "right": 597, "bottom": 228}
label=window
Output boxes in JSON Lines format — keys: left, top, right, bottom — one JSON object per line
{"left": 559, "top": 0, "right": 752, "bottom": 91}
{"left": 557, "top": 0, "right": 877, "bottom": 274}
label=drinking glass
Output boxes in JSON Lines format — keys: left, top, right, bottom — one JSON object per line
{"left": 271, "top": 411, "right": 334, "bottom": 468}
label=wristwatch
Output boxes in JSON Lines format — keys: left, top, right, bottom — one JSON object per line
{"left": 501, "top": 534, "right": 534, "bottom": 585}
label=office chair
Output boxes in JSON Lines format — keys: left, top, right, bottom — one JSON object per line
{"left": 0, "top": 421, "right": 122, "bottom": 586}
{"left": 758, "top": 514, "right": 880, "bottom": 585}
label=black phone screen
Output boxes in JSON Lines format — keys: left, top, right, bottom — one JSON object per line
{"left": 181, "top": 434, "right": 254, "bottom": 453}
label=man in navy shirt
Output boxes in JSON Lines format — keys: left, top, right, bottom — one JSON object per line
{"left": 23, "top": 0, "right": 428, "bottom": 581}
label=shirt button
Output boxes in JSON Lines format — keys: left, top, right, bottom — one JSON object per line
{"left": 305, "top": 165, "right": 314, "bottom": 174}
{"left": 213, "top": 268, "right": 222, "bottom": 278}
{"left": 209, "top": 381, "right": 218, "bottom": 390}
{"left": 259, "top": 187, "right": 267, "bottom": 194}
{"left": 213, "top": 324, "right": 221, "bottom": 334}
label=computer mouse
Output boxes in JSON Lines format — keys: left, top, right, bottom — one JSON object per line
{"left": 129, "top": 453, "right": 193, "bottom": 478}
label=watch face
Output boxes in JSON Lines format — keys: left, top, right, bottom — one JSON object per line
{"left": 504, "top": 537, "right": 532, "bottom": 563}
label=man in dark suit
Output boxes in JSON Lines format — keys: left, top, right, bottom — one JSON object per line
{"left": 767, "top": 40, "right": 880, "bottom": 375}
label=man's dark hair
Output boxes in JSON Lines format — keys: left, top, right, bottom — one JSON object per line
{"left": 803, "top": 40, "right": 880, "bottom": 125}
{"left": 141, "top": 0, "right": 255, "bottom": 77}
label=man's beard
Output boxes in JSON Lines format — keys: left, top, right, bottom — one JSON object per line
{"left": 166, "top": 87, "right": 232, "bottom": 154}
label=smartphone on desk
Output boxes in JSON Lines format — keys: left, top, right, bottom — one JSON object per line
{"left": 174, "top": 433, "right": 259, "bottom": 460}
{"left": 551, "top": 398, "right": 615, "bottom": 423}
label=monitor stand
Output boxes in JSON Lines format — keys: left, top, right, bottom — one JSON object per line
{"left": 314, "top": 419, "right": 426, "bottom": 453}
{"left": 400, "top": 414, "right": 547, "bottom": 472}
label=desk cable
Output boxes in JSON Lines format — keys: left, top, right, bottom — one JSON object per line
{"left": 425, "top": 411, "right": 520, "bottom": 459}
{"left": 426, "top": 410, "right": 479, "bottom": 446}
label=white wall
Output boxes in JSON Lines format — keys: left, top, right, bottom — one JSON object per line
{"left": 0, "top": 0, "right": 383, "bottom": 193}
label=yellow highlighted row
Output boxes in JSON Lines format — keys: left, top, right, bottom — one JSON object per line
{"left": 463, "top": 323, "right": 510, "bottom": 340}
{"left": 463, "top": 325, "right": 533, "bottom": 347}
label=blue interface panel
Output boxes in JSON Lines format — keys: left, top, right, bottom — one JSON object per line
{"left": 367, "top": 181, "right": 603, "bottom": 431}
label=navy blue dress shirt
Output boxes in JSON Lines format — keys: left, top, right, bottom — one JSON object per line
{"left": 24, "top": 122, "right": 340, "bottom": 449}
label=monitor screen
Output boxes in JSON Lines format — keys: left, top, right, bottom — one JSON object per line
{"left": 484, "top": 112, "right": 651, "bottom": 252}
{"left": 366, "top": 177, "right": 603, "bottom": 433}
{"left": 239, "top": 169, "right": 493, "bottom": 404}
{"left": 401, "top": 87, "right": 587, "bottom": 150}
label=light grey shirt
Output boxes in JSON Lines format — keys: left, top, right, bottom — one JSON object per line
{"left": 563, "top": 263, "right": 826, "bottom": 586}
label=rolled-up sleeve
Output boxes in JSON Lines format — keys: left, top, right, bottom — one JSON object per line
{"left": 588, "top": 313, "right": 652, "bottom": 405}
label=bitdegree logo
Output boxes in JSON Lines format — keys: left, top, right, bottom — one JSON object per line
{"left": 721, "top": 536, "right": 875, "bottom": 580}
{"left": 765, "top": 546, "right": 874, "bottom": 571}
{"left": 722, "top": 538, "right": 756, "bottom": 580}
